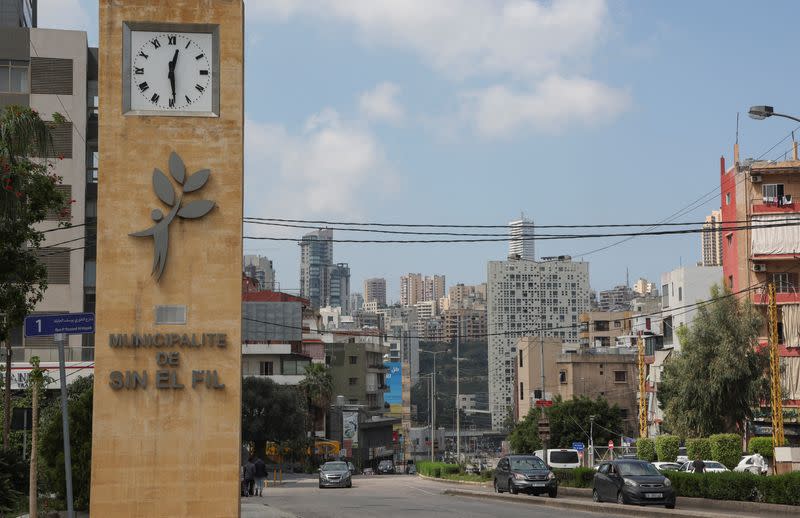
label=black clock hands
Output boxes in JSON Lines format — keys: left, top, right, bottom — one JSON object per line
{"left": 168, "top": 49, "right": 178, "bottom": 101}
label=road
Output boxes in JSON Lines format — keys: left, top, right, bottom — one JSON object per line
{"left": 241, "top": 474, "right": 610, "bottom": 518}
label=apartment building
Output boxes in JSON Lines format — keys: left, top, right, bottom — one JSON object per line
{"left": 701, "top": 210, "right": 723, "bottom": 267}
{"left": 363, "top": 277, "right": 387, "bottom": 306}
{"left": 3, "top": 24, "right": 97, "bottom": 372}
{"left": 508, "top": 214, "right": 535, "bottom": 261}
{"left": 660, "top": 265, "right": 721, "bottom": 350}
{"left": 443, "top": 308, "right": 487, "bottom": 342}
{"left": 579, "top": 310, "right": 633, "bottom": 348}
{"left": 598, "top": 285, "right": 636, "bottom": 312}
{"left": 298, "top": 229, "right": 350, "bottom": 312}
{"left": 243, "top": 254, "right": 275, "bottom": 290}
{"left": 326, "top": 333, "right": 390, "bottom": 413}
{"left": 487, "top": 255, "right": 590, "bottom": 430}
{"left": 400, "top": 273, "right": 423, "bottom": 306}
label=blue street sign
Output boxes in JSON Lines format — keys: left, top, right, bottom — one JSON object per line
{"left": 24, "top": 313, "right": 95, "bottom": 337}
{"left": 572, "top": 442, "right": 585, "bottom": 452}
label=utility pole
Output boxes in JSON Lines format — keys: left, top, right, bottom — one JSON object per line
{"left": 768, "top": 283, "right": 785, "bottom": 450}
{"left": 539, "top": 334, "right": 545, "bottom": 404}
{"left": 432, "top": 352, "right": 437, "bottom": 462}
{"left": 589, "top": 415, "right": 595, "bottom": 468}
{"left": 456, "top": 315, "right": 460, "bottom": 463}
{"left": 637, "top": 331, "right": 647, "bottom": 439}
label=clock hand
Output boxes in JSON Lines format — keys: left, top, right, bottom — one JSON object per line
{"left": 168, "top": 49, "right": 178, "bottom": 100}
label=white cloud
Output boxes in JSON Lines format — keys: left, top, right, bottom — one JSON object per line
{"left": 359, "top": 82, "right": 404, "bottom": 124}
{"left": 461, "top": 76, "right": 630, "bottom": 138}
{"left": 249, "top": 0, "right": 608, "bottom": 80}
{"left": 244, "top": 109, "right": 398, "bottom": 227}
{"left": 37, "top": 0, "right": 92, "bottom": 35}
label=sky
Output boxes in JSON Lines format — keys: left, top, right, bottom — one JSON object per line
{"left": 40, "top": 0, "right": 800, "bottom": 301}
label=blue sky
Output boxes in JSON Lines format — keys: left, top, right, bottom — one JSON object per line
{"left": 44, "top": 0, "right": 800, "bottom": 300}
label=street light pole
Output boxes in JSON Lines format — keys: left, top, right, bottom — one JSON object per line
{"left": 420, "top": 349, "right": 445, "bottom": 462}
{"left": 456, "top": 315, "right": 461, "bottom": 463}
{"left": 589, "top": 415, "right": 596, "bottom": 468}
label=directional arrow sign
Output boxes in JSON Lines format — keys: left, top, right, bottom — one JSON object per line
{"left": 24, "top": 313, "right": 95, "bottom": 337}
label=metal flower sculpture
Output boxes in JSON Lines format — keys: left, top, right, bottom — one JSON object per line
{"left": 130, "top": 151, "right": 215, "bottom": 281}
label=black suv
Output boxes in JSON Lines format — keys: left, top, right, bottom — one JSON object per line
{"left": 592, "top": 460, "right": 675, "bottom": 509}
{"left": 493, "top": 455, "right": 557, "bottom": 498}
{"left": 377, "top": 459, "right": 395, "bottom": 474}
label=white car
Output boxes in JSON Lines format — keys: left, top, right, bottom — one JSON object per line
{"left": 679, "top": 461, "right": 729, "bottom": 473}
{"left": 734, "top": 454, "right": 768, "bottom": 476}
{"left": 652, "top": 462, "right": 682, "bottom": 471}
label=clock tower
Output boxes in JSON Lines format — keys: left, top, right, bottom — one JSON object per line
{"left": 91, "top": 2, "right": 243, "bottom": 516}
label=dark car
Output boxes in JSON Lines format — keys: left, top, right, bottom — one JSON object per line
{"left": 377, "top": 459, "right": 395, "bottom": 475}
{"left": 318, "top": 461, "right": 352, "bottom": 488}
{"left": 493, "top": 455, "right": 558, "bottom": 498}
{"left": 592, "top": 460, "right": 675, "bottom": 509}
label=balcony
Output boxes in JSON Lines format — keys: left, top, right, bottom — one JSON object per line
{"left": 241, "top": 343, "right": 291, "bottom": 355}
{"left": 243, "top": 373, "right": 304, "bottom": 385}
{"left": 751, "top": 291, "right": 800, "bottom": 305}
{"left": 752, "top": 196, "right": 796, "bottom": 214}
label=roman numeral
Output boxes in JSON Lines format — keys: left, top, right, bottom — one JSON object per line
{"left": 138, "top": 51, "right": 149, "bottom": 59}
{"left": 185, "top": 95, "right": 192, "bottom": 104}
{"left": 185, "top": 41, "right": 191, "bottom": 49}
{"left": 195, "top": 53, "right": 205, "bottom": 60}
{"left": 199, "top": 70, "right": 209, "bottom": 75}
{"left": 134, "top": 67, "right": 144, "bottom": 75}
{"left": 138, "top": 82, "right": 149, "bottom": 92}
{"left": 168, "top": 35, "right": 176, "bottom": 45}
{"left": 151, "top": 93, "right": 160, "bottom": 103}
{"left": 151, "top": 38, "right": 161, "bottom": 49}
{"left": 169, "top": 97, "right": 175, "bottom": 108}
{"left": 195, "top": 84, "right": 205, "bottom": 93}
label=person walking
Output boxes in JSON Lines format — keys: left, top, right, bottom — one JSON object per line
{"left": 692, "top": 456, "right": 706, "bottom": 474}
{"left": 254, "top": 455, "right": 267, "bottom": 496}
{"left": 244, "top": 456, "right": 256, "bottom": 496}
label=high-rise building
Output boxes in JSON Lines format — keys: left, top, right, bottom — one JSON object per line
{"left": 326, "top": 263, "right": 350, "bottom": 313}
{"left": 701, "top": 209, "right": 722, "bottom": 267}
{"left": 632, "top": 277, "right": 656, "bottom": 295}
{"left": 508, "top": 214, "right": 535, "bottom": 261}
{"left": 243, "top": 254, "right": 275, "bottom": 290}
{"left": 400, "top": 273, "right": 423, "bottom": 306}
{"left": 349, "top": 292, "right": 364, "bottom": 313}
{"left": 5, "top": 25, "right": 97, "bottom": 371}
{"left": 598, "top": 285, "right": 636, "bottom": 312}
{"left": 299, "top": 228, "right": 333, "bottom": 308}
{"left": 487, "top": 255, "right": 590, "bottom": 430}
{"left": 423, "top": 274, "right": 445, "bottom": 303}
{"left": 363, "top": 277, "right": 387, "bottom": 306}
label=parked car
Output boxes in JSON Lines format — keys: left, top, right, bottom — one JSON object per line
{"left": 318, "top": 461, "right": 353, "bottom": 488}
{"left": 592, "top": 460, "right": 675, "bottom": 509}
{"left": 493, "top": 455, "right": 558, "bottom": 498}
{"left": 347, "top": 462, "right": 357, "bottom": 475}
{"left": 377, "top": 459, "right": 395, "bottom": 475}
{"left": 534, "top": 449, "right": 580, "bottom": 469}
{"left": 652, "top": 462, "right": 682, "bottom": 471}
{"left": 676, "top": 447, "right": 688, "bottom": 464}
{"left": 678, "top": 460, "right": 729, "bottom": 473}
{"left": 734, "top": 454, "right": 768, "bottom": 476}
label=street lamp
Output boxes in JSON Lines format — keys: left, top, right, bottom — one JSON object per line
{"left": 748, "top": 105, "right": 800, "bottom": 124}
{"left": 420, "top": 349, "right": 446, "bottom": 461}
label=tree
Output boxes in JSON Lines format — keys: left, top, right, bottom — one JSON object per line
{"left": 508, "top": 407, "right": 542, "bottom": 453}
{"left": 39, "top": 375, "right": 93, "bottom": 510}
{"left": 241, "top": 377, "right": 306, "bottom": 459}
{"left": 657, "top": 285, "right": 767, "bottom": 437}
{"left": 1, "top": 105, "right": 70, "bottom": 450}
{"left": 27, "top": 356, "right": 48, "bottom": 516}
{"left": 299, "top": 363, "right": 333, "bottom": 435}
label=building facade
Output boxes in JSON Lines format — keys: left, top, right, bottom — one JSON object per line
{"left": 363, "top": 277, "right": 387, "bottom": 306}
{"left": 299, "top": 228, "right": 333, "bottom": 308}
{"left": 487, "top": 255, "right": 590, "bottom": 429}
{"left": 579, "top": 310, "right": 633, "bottom": 348}
{"left": 443, "top": 308, "right": 487, "bottom": 342}
{"left": 508, "top": 215, "right": 535, "bottom": 261}
{"left": 598, "top": 285, "right": 636, "bottom": 312}
{"left": 326, "top": 262, "right": 351, "bottom": 313}
{"left": 701, "top": 209, "right": 723, "bottom": 267}
{"left": 423, "top": 274, "right": 446, "bottom": 304}
{"left": 326, "top": 334, "right": 390, "bottom": 412}
{"left": 243, "top": 254, "right": 275, "bottom": 290}
{"left": 660, "top": 264, "right": 722, "bottom": 350}
{"left": 515, "top": 336, "right": 563, "bottom": 420}
{"left": 0, "top": 0, "right": 35, "bottom": 27}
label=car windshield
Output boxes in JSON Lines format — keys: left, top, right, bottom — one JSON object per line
{"left": 617, "top": 462, "right": 660, "bottom": 476}
{"left": 705, "top": 462, "right": 724, "bottom": 469}
{"left": 322, "top": 462, "right": 348, "bottom": 471}
{"left": 510, "top": 457, "right": 546, "bottom": 470}
{"left": 549, "top": 451, "right": 579, "bottom": 464}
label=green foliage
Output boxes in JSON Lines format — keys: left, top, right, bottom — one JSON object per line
{"left": 417, "top": 461, "right": 458, "bottom": 477}
{"left": 748, "top": 437, "right": 773, "bottom": 458}
{"left": 636, "top": 438, "right": 657, "bottom": 462}
{"left": 655, "top": 435, "right": 681, "bottom": 462}
{"left": 664, "top": 471, "right": 800, "bottom": 505}
{"left": 0, "top": 449, "right": 27, "bottom": 513}
{"left": 508, "top": 407, "right": 542, "bottom": 454}
{"left": 552, "top": 467, "right": 595, "bottom": 488}
{"left": 686, "top": 437, "right": 712, "bottom": 461}
{"left": 658, "top": 285, "right": 767, "bottom": 436}
{"left": 39, "top": 375, "right": 93, "bottom": 510}
{"left": 709, "top": 433, "right": 742, "bottom": 469}
{"left": 241, "top": 376, "right": 307, "bottom": 458}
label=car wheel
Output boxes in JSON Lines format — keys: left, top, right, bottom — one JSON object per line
{"left": 494, "top": 479, "right": 502, "bottom": 493}
{"left": 508, "top": 480, "right": 518, "bottom": 495}
{"left": 548, "top": 488, "right": 557, "bottom": 499}
{"left": 347, "top": 480, "right": 352, "bottom": 488}
{"left": 318, "top": 484, "right": 323, "bottom": 489}
{"left": 592, "top": 489, "right": 600, "bottom": 502}
{"left": 617, "top": 491, "right": 626, "bottom": 505}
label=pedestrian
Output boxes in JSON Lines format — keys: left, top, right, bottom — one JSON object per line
{"left": 254, "top": 455, "right": 267, "bottom": 496}
{"left": 692, "top": 456, "right": 705, "bottom": 474}
{"left": 245, "top": 456, "right": 256, "bottom": 496}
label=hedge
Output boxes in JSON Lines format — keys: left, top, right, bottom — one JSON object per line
{"left": 709, "top": 434, "right": 742, "bottom": 469}
{"left": 664, "top": 471, "right": 800, "bottom": 506}
{"left": 417, "top": 461, "right": 460, "bottom": 478}
{"left": 686, "top": 438, "right": 712, "bottom": 461}
{"left": 748, "top": 437, "right": 773, "bottom": 459}
{"left": 636, "top": 438, "right": 656, "bottom": 462}
{"left": 552, "top": 467, "right": 595, "bottom": 488}
{"left": 655, "top": 435, "right": 680, "bottom": 462}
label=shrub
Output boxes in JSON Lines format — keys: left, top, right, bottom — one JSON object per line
{"left": 709, "top": 433, "right": 742, "bottom": 469}
{"left": 748, "top": 437, "right": 773, "bottom": 459}
{"left": 552, "top": 467, "right": 595, "bottom": 488}
{"left": 664, "top": 471, "right": 800, "bottom": 506}
{"left": 0, "top": 450, "right": 27, "bottom": 514}
{"left": 417, "top": 461, "right": 459, "bottom": 478}
{"left": 655, "top": 435, "right": 681, "bottom": 462}
{"left": 686, "top": 438, "right": 712, "bottom": 461}
{"left": 636, "top": 438, "right": 656, "bottom": 462}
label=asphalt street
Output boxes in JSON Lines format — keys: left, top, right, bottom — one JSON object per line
{"left": 241, "top": 474, "right": 610, "bottom": 518}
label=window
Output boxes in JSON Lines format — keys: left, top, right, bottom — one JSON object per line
{"left": 559, "top": 370, "right": 567, "bottom": 384}
{"left": 519, "top": 350, "right": 523, "bottom": 368}
{"left": 259, "top": 361, "right": 273, "bottom": 376}
{"left": 282, "top": 358, "right": 310, "bottom": 375}
{"left": 348, "top": 377, "right": 358, "bottom": 386}
{"left": 0, "top": 60, "right": 29, "bottom": 93}
{"left": 30, "top": 57, "right": 73, "bottom": 95}
{"left": 519, "top": 382, "right": 524, "bottom": 400}
{"left": 763, "top": 183, "right": 785, "bottom": 205}
{"left": 620, "top": 409, "right": 629, "bottom": 420}
{"left": 155, "top": 305, "right": 187, "bottom": 325}
{"left": 725, "top": 192, "right": 731, "bottom": 205}
{"left": 533, "top": 389, "right": 542, "bottom": 399}
{"left": 678, "top": 287, "right": 682, "bottom": 302}
{"left": 661, "top": 284, "right": 670, "bottom": 308}
{"left": 45, "top": 185, "right": 72, "bottom": 220}
{"left": 349, "top": 355, "right": 358, "bottom": 365}
{"left": 771, "top": 273, "right": 797, "bottom": 293}
{"left": 728, "top": 275, "right": 734, "bottom": 289}
{"left": 726, "top": 234, "right": 732, "bottom": 247}
{"left": 614, "top": 371, "right": 627, "bottom": 383}
{"left": 35, "top": 248, "right": 70, "bottom": 284}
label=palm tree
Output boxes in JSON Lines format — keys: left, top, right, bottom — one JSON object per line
{"left": 299, "top": 363, "right": 334, "bottom": 437}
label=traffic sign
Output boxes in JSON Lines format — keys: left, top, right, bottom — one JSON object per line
{"left": 24, "top": 313, "right": 95, "bottom": 337}
{"left": 535, "top": 399, "right": 553, "bottom": 407}
{"left": 608, "top": 440, "right": 615, "bottom": 450}
{"left": 572, "top": 442, "right": 585, "bottom": 452}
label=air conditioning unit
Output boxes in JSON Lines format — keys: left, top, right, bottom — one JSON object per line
{"left": 751, "top": 174, "right": 763, "bottom": 183}
{"left": 752, "top": 264, "right": 767, "bottom": 273}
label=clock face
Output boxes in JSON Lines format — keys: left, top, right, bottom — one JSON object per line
{"left": 129, "top": 31, "right": 213, "bottom": 113}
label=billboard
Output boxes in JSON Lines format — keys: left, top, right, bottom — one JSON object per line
{"left": 343, "top": 411, "right": 359, "bottom": 447}
{"left": 385, "top": 362, "right": 402, "bottom": 405}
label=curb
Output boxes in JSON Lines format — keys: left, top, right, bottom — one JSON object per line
{"left": 417, "top": 473, "right": 490, "bottom": 487}
{"left": 442, "top": 488, "right": 730, "bottom": 518}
